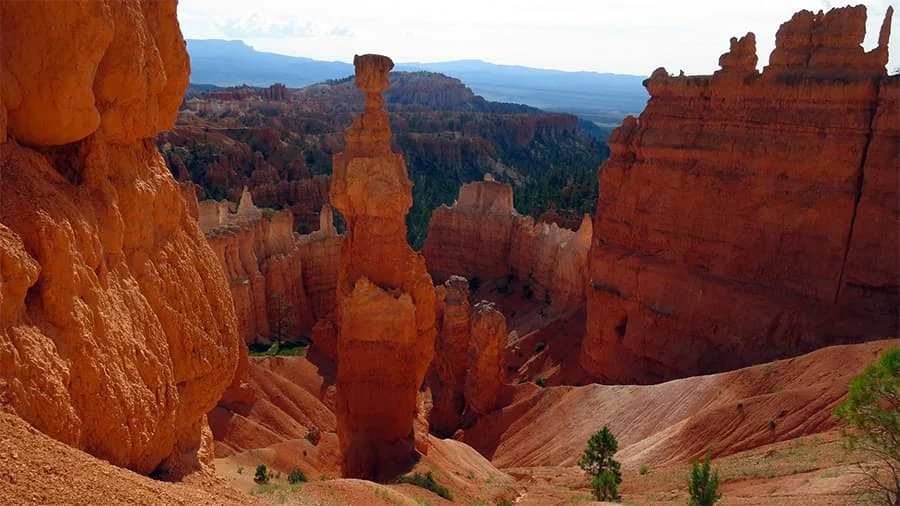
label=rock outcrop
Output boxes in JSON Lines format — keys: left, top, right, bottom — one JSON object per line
{"left": 582, "top": 5, "right": 899, "bottom": 383}
{"left": 198, "top": 189, "right": 341, "bottom": 348}
{"left": 330, "top": 54, "right": 437, "bottom": 480}
{"left": 429, "top": 279, "right": 509, "bottom": 436}
{"left": 424, "top": 177, "right": 592, "bottom": 312}
{"left": 0, "top": 0, "right": 239, "bottom": 477}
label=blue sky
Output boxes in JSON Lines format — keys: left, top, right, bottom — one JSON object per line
{"left": 178, "top": 0, "right": 898, "bottom": 76}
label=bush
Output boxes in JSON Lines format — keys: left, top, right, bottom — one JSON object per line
{"left": 397, "top": 471, "right": 452, "bottom": 500}
{"left": 534, "top": 341, "right": 546, "bottom": 354}
{"left": 687, "top": 452, "right": 721, "bottom": 506}
{"left": 287, "top": 468, "right": 307, "bottom": 484}
{"left": 254, "top": 464, "right": 269, "bottom": 484}
{"left": 834, "top": 347, "right": 899, "bottom": 505}
{"left": 534, "top": 377, "right": 547, "bottom": 387}
{"left": 578, "top": 426, "right": 622, "bottom": 501}
{"left": 639, "top": 465, "right": 650, "bottom": 475}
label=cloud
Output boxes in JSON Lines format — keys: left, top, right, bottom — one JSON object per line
{"left": 216, "top": 15, "right": 352, "bottom": 39}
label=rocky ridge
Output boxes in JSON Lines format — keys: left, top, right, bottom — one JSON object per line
{"left": 424, "top": 176, "right": 592, "bottom": 312}
{"left": 582, "top": 5, "right": 899, "bottom": 383}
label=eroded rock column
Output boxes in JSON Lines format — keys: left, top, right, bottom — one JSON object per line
{"left": 330, "top": 54, "right": 437, "bottom": 480}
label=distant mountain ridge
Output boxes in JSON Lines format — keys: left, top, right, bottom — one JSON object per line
{"left": 186, "top": 39, "right": 648, "bottom": 125}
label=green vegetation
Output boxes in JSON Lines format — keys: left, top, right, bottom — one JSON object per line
{"left": 834, "top": 347, "right": 899, "bottom": 505}
{"left": 578, "top": 426, "right": 622, "bottom": 501}
{"left": 639, "top": 465, "right": 650, "bottom": 475}
{"left": 397, "top": 471, "right": 453, "bottom": 500}
{"left": 254, "top": 464, "right": 269, "bottom": 484}
{"left": 287, "top": 468, "right": 307, "bottom": 484}
{"left": 534, "top": 341, "right": 546, "bottom": 354}
{"left": 534, "top": 377, "right": 547, "bottom": 388}
{"left": 687, "top": 452, "right": 721, "bottom": 506}
{"left": 248, "top": 340, "right": 307, "bottom": 357}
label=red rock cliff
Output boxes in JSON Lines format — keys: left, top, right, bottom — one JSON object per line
{"left": 424, "top": 177, "right": 592, "bottom": 312}
{"left": 582, "top": 5, "right": 899, "bottom": 383}
{"left": 0, "top": 0, "right": 240, "bottom": 477}
{"left": 330, "top": 55, "right": 437, "bottom": 480}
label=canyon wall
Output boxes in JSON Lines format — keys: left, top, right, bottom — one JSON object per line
{"left": 424, "top": 177, "right": 592, "bottom": 312}
{"left": 330, "top": 55, "right": 437, "bottom": 480}
{"left": 582, "top": 5, "right": 899, "bottom": 383}
{"left": 198, "top": 188, "right": 340, "bottom": 346}
{"left": 0, "top": 0, "right": 240, "bottom": 477}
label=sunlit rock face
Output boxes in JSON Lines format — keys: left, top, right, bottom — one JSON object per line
{"left": 423, "top": 177, "right": 592, "bottom": 313}
{"left": 0, "top": 0, "right": 240, "bottom": 478}
{"left": 330, "top": 54, "right": 437, "bottom": 480}
{"left": 582, "top": 5, "right": 899, "bottom": 383}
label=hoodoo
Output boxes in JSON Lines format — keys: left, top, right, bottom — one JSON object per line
{"left": 582, "top": 5, "right": 899, "bottom": 383}
{"left": 330, "top": 54, "right": 438, "bottom": 480}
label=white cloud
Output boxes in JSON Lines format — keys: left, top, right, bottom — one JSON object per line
{"left": 177, "top": 0, "right": 899, "bottom": 75}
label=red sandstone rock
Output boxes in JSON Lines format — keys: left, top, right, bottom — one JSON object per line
{"left": 424, "top": 178, "right": 592, "bottom": 312}
{"left": 428, "top": 276, "right": 473, "bottom": 436}
{"left": 331, "top": 54, "right": 437, "bottom": 480}
{"left": 582, "top": 6, "right": 899, "bottom": 383}
{"left": 0, "top": 0, "right": 240, "bottom": 477}
{"left": 464, "top": 301, "right": 507, "bottom": 416}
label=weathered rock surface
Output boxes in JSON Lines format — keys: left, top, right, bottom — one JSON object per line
{"left": 464, "top": 301, "right": 507, "bottom": 417}
{"left": 0, "top": 0, "right": 239, "bottom": 477}
{"left": 428, "top": 279, "right": 510, "bottom": 436}
{"left": 424, "top": 177, "right": 592, "bottom": 312}
{"left": 331, "top": 54, "right": 437, "bottom": 480}
{"left": 428, "top": 277, "right": 473, "bottom": 436}
{"left": 582, "top": 6, "right": 899, "bottom": 383}
{"left": 198, "top": 187, "right": 343, "bottom": 356}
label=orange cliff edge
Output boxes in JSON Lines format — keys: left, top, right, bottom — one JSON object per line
{"left": 0, "top": 0, "right": 240, "bottom": 478}
{"left": 581, "top": 5, "right": 899, "bottom": 383}
{"left": 329, "top": 54, "right": 438, "bottom": 480}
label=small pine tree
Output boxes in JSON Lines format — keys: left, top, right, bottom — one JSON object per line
{"left": 254, "top": 464, "right": 269, "bottom": 484}
{"left": 578, "top": 426, "right": 622, "bottom": 501}
{"left": 687, "top": 452, "right": 721, "bottom": 506}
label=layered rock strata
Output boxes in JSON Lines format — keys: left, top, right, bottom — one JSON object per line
{"left": 0, "top": 0, "right": 239, "bottom": 477}
{"left": 424, "top": 177, "right": 592, "bottom": 311}
{"left": 582, "top": 5, "right": 899, "bottom": 383}
{"left": 429, "top": 279, "right": 508, "bottom": 436}
{"left": 330, "top": 55, "right": 437, "bottom": 480}
{"left": 198, "top": 189, "right": 341, "bottom": 347}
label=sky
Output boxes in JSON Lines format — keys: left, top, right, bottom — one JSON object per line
{"left": 178, "top": 0, "right": 899, "bottom": 76}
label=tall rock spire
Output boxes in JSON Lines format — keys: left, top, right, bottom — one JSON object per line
{"left": 330, "top": 54, "right": 437, "bottom": 480}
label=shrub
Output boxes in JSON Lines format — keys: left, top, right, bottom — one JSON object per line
{"left": 534, "top": 341, "right": 546, "bottom": 354}
{"left": 534, "top": 377, "right": 547, "bottom": 387}
{"left": 254, "top": 464, "right": 269, "bottom": 484}
{"left": 397, "top": 471, "right": 452, "bottom": 500}
{"left": 687, "top": 452, "right": 721, "bottom": 506}
{"left": 639, "top": 465, "right": 650, "bottom": 475}
{"left": 287, "top": 468, "right": 307, "bottom": 484}
{"left": 834, "top": 347, "right": 899, "bottom": 505}
{"left": 578, "top": 426, "right": 622, "bottom": 501}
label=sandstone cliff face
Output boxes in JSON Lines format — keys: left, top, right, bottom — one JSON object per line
{"left": 331, "top": 55, "right": 437, "bottom": 480}
{"left": 424, "top": 177, "right": 592, "bottom": 312}
{"left": 464, "top": 301, "right": 507, "bottom": 417}
{"left": 199, "top": 189, "right": 341, "bottom": 349}
{"left": 0, "top": 0, "right": 239, "bottom": 477}
{"left": 582, "top": 6, "right": 899, "bottom": 383}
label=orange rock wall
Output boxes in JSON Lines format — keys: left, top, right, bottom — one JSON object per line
{"left": 200, "top": 192, "right": 341, "bottom": 345}
{"left": 0, "top": 0, "right": 239, "bottom": 477}
{"left": 582, "top": 6, "right": 899, "bottom": 383}
{"left": 424, "top": 179, "right": 592, "bottom": 311}
{"left": 331, "top": 55, "right": 437, "bottom": 480}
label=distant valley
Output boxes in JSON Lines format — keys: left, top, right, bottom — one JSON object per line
{"left": 186, "top": 39, "right": 649, "bottom": 128}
